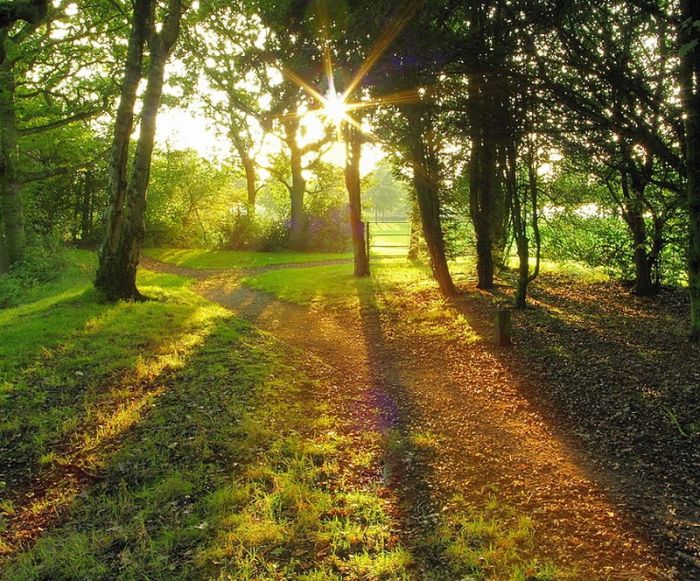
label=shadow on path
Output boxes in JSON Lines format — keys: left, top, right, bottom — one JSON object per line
{"left": 142, "top": 256, "right": 691, "bottom": 579}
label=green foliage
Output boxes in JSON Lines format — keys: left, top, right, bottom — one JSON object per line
{"left": 219, "top": 209, "right": 289, "bottom": 251}
{"left": 540, "top": 207, "right": 634, "bottom": 279}
{"left": 0, "top": 237, "right": 68, "bottom": 308}
{"left": 146, "top": 149, "right": 240, "bottom": 248}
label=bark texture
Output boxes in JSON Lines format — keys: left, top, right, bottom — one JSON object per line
{"left": 0, "top": 29, "right": 24, "bottom": 268}
{"left": 405, "top": 108, "right": 456, "bottom": 297}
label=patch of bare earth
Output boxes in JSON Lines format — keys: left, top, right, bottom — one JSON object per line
{"left": 147, "top": 258, "right": 699, "bottom": 579}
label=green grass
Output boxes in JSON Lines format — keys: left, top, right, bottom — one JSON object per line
{"left": 504, "top": 256, "right": 609, "bottom": 283}
{"left": 1, "top": 250, "right": 411, "bottom": 579}
{"left": 241, "top": 258, "right": 436, "bottom": 309}
{"left": 144, "top": 248, "right": 352, "bottom": 270}
{"left": 368, "top": 221, "right": 411, "bottom": 257}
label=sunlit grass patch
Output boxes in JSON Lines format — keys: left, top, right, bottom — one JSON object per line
{"left": 241, "top": 258, "right": 431, "bottom": 309}
{"left": 195, "top": 408, "right": 407, "bottom": 579}
{"left": 0, "top": 251, "right": 228, "bottom": 495}
{"left": 144, "top": 247, "right": 352, "bottom": 269}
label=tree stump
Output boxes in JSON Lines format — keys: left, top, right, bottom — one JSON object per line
{"left": 495, "top": 308, "right": 512, "bottom": 347}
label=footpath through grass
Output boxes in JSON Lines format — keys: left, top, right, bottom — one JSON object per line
{"left": 1, "top": 250, "right": 559, "bottom": 579}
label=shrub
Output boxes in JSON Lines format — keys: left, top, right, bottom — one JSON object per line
{"left": 0, "top": 237, "right": 67, "bottom": 308}
{"left": 219, "top": 209, "right": 289, "bottom": 251}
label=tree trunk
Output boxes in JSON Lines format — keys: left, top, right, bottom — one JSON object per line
{"left": 680, "top": 0, "right": 700, "bottom": 341}
{"left": 243, "top": 157, "right": 257, "bottom": 209}
{"left": 284, "top": 118, "right": 306, "bottom": 248}
{"left": 0, "top": 29, "right": 25, "bottom": 266}
{"left": 96, "top": 0, "right": 152, "bottom": 297}
{"left": 344, "top": 123, "right": 369, "bottom": 277}
{"left": 469, "top": 132, "right": 497, "bottom": 289}
{"left": 514, "top": 234, "right": 529, "bottom": 309}
{"left": 405, "top": 109, "right": 456, "bottom": 297}
{"left": 232, "top": 132, "right": 257, "bottom": 211}
{"left": 628, "top": 210, "right": 654, "bottom": 296}
{"left": 96, "top": 0, "right": 183, "bottom": 301}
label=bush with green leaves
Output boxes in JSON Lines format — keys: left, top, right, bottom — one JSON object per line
{"left": 0, "top": 237, "right": 68, "bottom": 308}
{"left": 540, "top": 208, "right": 634, "bottom": 279}
{"left": 219, "top": 209, "right": 289, "bottom": 251}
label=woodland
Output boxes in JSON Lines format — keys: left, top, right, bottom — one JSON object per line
{"left": 0, "top": 0, "right": 699, "bottom": 579}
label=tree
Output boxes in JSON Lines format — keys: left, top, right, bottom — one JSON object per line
{"left": 403, "top": 105, "right": 456, "bottom": 296}
{"left": 679, "top": 0, "right": 700, "bottom": 341}
{"left": 1, "top": 0, "right": 117, "bottom": 269}
{"left": 343, "top": 122, "right": 369, "bottom": 277}
{"left": 96, "top": 0, "right": 187, "bottom": 300}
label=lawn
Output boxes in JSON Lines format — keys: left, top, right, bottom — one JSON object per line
{"left": 144, "top": 248, "right": 353, "bottom": 269}
{"left": 0, "top": 251, "right": 402, "bottom": 579}
{"left": 368, "top": 221, "right": 411, "bottom": 257}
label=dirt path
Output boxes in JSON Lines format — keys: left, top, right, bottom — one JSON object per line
{"left": 143, "top": 257, "right": 692, "bottom": 579}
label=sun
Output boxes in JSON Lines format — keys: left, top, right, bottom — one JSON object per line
{"left": 322, "top": 90, "right": 349, "bottom": 131}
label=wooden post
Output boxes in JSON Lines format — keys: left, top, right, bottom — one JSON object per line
{"left": 495, "top": 308, "right": 512, "bottom": 346}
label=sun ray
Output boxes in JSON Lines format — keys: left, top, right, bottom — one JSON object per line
{"left": 341, "top": 0, "right": 422, "bottom": 101}
{"left": 279, "top": 0, "right": 425, "bottom": 148}
{"left": 282, "top": 65, "right": 328, "bottom": 105}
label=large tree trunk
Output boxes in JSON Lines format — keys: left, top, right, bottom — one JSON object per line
{"left": 405, "top": 109, "right": 456, "bottom": 297}
{"left": 0, "top": 29, "right": 25, "bottom": 267}
{"left": 96, "top": 0, "right": 152, "bottom": 297}
{"left": 344, "top": 123, "right": 369, "bottom": 277}
{"left": 468, "top": 129, "right": 498, "bottom": 289}
{"left": 96, "top": 0, "right": 183, "bottom": 300}
{"left": 680, "top": 0, "right": 700, "bottom": 341}
{"left": 621, "top": 174, "right": 655, "bottom": 296}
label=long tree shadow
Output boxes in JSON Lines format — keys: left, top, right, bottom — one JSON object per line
{"left": 0, "top": 278, "right": 226, "bottom": 556}
{"left": 352, "top": 279, "right": 553, "bottom": 578}
{"left": 3, "top": 281, "right": 459, "bottom": 579}
{"left": 448, "top": 277, "right": 700, "bottom": 575}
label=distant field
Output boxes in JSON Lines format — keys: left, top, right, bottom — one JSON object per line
{"left": 143, "top": 248, "right": 352, "bottom": 269}
{"left": 368, "top": 221, "right": 410, "bottom": 257}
